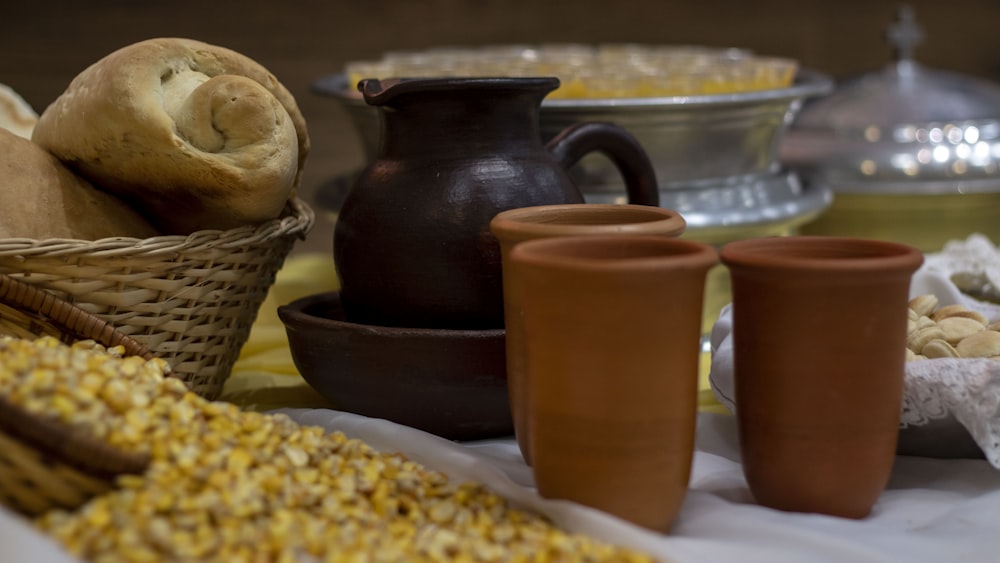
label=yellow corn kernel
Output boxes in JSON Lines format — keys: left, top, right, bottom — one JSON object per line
{"left": 0, "top": 335, "right": 652, "bottom": 562}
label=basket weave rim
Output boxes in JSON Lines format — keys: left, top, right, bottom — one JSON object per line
{"left": 0, "top": 196, "right": 314, "bottom": 257}
{"left": 0, "top": 395, "right": 150, "bottom": 478}
{"left": 0, "top": 272, "right": 158, "bottom": 477}
{"left": 0, "top": 273, "right": 156, "bottom": 358}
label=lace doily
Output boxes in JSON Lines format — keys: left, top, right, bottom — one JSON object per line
{"left": 709, "top": 234, "right": 1000, "bottom": 469}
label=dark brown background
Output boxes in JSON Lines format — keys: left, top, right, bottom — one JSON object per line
{"left": 3, "top": 0, "right": 999, "bottom": 253}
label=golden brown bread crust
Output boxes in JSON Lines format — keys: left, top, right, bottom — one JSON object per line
{"left": 0, "top": 129, "right": 159, "bottom": 240}
{"left": 31, "top": 37, "right": 310, "bottom": 234}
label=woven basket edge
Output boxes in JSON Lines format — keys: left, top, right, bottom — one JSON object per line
{"left": 0, "top": 197, "right": 315, "bottom": 257}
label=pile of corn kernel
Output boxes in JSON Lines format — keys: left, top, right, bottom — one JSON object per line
{"left": 0, "top": 336, "right": 653, "bottom": 562}
{"left": 345, "top": 44, "right": 798, "bottom": 99}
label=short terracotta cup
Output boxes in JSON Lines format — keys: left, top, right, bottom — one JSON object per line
{"left": 510, "top": 235, "right": 716, "bottom": 532}
{"left": 720, "top": 236, "right": 923, "bottom": 519}
{"left": 490, "top": 204, "right": 686, "bottom": 464}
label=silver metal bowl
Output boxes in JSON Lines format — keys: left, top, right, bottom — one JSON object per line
{"left": 538, "top": 69, "right": 832, "bottom": 188}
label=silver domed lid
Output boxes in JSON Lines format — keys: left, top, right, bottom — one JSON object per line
{"left": 782, "top": 6, "right": 1000, "bottom": 193}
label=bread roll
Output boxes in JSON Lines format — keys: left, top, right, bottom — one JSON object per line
{"left": 32, "top": 37, "right": 310, "bottom": 234}
{"left": 0, "top": 83, "right": 37, "bottom": 139}
{"left": 0, "top": 129, "right": 159, "bottom": 240}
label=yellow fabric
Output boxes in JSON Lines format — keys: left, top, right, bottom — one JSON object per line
{"left": 222, "top": 252, "right": 731, "bottom": 415}
{"left": 220, "top": 253, "right": 339, "bottom": 411}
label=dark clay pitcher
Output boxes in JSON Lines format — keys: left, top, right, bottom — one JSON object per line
{"left": 334, "top": 76, "right": 660, "bottom": 330}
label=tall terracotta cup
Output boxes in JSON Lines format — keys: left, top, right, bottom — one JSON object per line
{"left": 490, "top": 204, "right": 686, "bottom": 464}
{"left": 510, "top": 235, "right": 716, "bottom": 531}
{"left": 720, "top": 236, "right": 923, "bottom": 519}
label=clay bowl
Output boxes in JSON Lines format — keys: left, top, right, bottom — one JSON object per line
{"left": 277, "top": 291, "right": 513, "bottom": 441}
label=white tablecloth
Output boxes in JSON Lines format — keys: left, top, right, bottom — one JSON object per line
{"left": 289, "top": 409, "right": 1000, "bottom": 563}
{"left": 5, "top": 409, "right": 1000, "bottom": 562}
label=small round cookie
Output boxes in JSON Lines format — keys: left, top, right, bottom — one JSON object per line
{"left": 956, "top": 330, "right": 1000, "bottom": 359}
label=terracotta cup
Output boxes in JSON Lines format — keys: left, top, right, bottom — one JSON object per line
{"left": 720, "top": 236, "right": 923, "bottom": 519}
{"left": 489, "top": 204, "right": 686, "bottom": 464}
{"left": 509, "top": 235, "right": 716, "bottom": 531}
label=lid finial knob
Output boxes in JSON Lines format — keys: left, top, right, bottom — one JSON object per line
{"left": 886, "top": 5, "right": 925, "bottom": 63}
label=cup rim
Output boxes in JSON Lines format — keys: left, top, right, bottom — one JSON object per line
{"left": 490, "top": 204, "right": 686, "bottom": 242}
{"left": 720, "top": 235, "right": 924, "bottom": 273}
{"left": 509, "top": 234, "right": 717, "bottom": 272}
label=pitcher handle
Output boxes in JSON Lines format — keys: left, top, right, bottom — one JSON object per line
{"left": 545, "top": 122, "right": 660, "bottom": 207}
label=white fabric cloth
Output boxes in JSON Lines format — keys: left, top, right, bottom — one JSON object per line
{"left": 0, "top": 505, "right": 77, "bottom": 562}
{"left": 711, "top": 234, "right": 1000, "bottom": 468}
{"left": 276, "top": 409, "right": 1000, "bottom": 563}
{"left": 920, "top": 233, "right": 1000, "bottom": 304}
{"left": 4, "top": 408, "right": 1000, "bottom": 562}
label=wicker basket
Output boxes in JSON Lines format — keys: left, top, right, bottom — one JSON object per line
{"left": 0, "top": 272, "right": 153, "bottom": 516}
{"left": 0, "top": 197, "right": 314, "bottom": 399}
